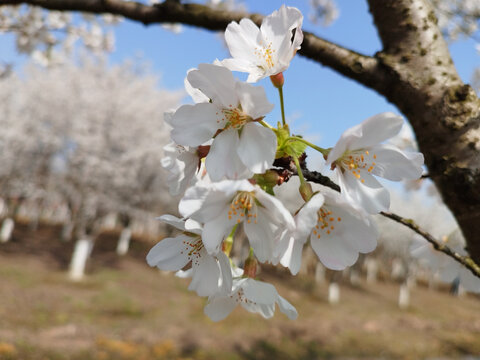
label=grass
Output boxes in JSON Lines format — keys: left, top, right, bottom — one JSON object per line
{"left": 0, "top": 223, "right": 480, "bottom": 359}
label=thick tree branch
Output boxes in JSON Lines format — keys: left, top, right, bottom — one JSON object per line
{"left": 367, "top": 0, "right": 480, "bottom": 263}
{"left": 0, "top": 0, "right": 387, "bottom": 89}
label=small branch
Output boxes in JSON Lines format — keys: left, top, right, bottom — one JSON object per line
{"left": 302, "top": 168, "right": 340, "bottom": 192}
{"left": 0, "top": 0, "right": 388, "bottom": 91}
{"left": 272, "top": 156, "right": 340, "bottom": 191}
{"left": 380, "top": 211, "right": 480, "bottom": 279}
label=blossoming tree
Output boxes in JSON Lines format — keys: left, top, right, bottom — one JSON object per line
{"left": 1, "top": 0, "right": 480, "bottom": 320}
{"left": 0, "top": 59, "right": 181, "bottom": 278}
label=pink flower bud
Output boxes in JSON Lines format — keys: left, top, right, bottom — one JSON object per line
{"left": 270, "top": 72, "right": 284, "bottom": 89}
{"left": 244, "top": 255, "right": 258, "bottom": 279}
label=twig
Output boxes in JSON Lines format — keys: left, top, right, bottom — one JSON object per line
{"left": 380, "top": 211, "right": 480, "bottom": 278}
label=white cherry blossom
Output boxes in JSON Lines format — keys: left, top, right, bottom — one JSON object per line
{"left": 204, "top": 277, "right": 298, "bottom": 321}
{"left": 326, "top": 112, "right": 424, "bottom": 214}
{"left": 146, "top": 215, "right": 232, "bottom": 296}
{"left": 179, "top": 179, "right": 295, "bottom": 263}
{"left": 222, "top": 5, "right": 304, "bottom": 82}
{"left": 168, "top": 63, "right": 276, "bottom": 181}
{"left": 161, "top": 142, "right": 200, "bottom": 196}
{"left": 279, "top": 185, "right": 378, "bottom": 273}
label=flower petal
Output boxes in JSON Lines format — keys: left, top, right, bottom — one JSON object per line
{"left": 217, "top": 251, "right": 233, "bottom": 295}
{"left": 261, "top": 5, "right": 303, "bottom": 50}
{"left": 277, "top": 295, "right": 298, "bottom": 320}
{"left": 370, "top": 144, "right": 424, "bottom": 181}
{"left": 157, "top": 214, "right": 186, "bottom": 231}
{"left": 146, "top": 235, "right": 190, "bottom": 270}
{"left": 224, "top": 18, "right": 262, "bottom": 64}
{"left": 187, "top": 63, "right": 238, "bottom": 108}
{"left": 204, "top": 296, "right": 237, "bottom": 322}
{"left": 244, "top": 216, "right": 276, "bottom": 263}
{"left": 189, "top": 250, "right": 221, "bottom": 296}
{"left": 295, "top": 192, "right": 325, "bottom": 238}
{"left": 202, "top": 204, "right": 237, "bottom": 254}
{"left": 206, "top": 129, "right": 253, "bottom": 181}
{"left": 237, "top": 123, "right": 277, "bottom": 174}
{"left": 339, "top": 170, "right": 390, "bottom": 214}
{"left": 185, "top": 68, "right": 209, "bottom": 103}
{"left": 170, "top": 103, "right": 219, "bottom": 147}
{"left": 327, "top": 113, "right": 404, "bottom": 164}
{"left": 279, "top": 234, "right": 305, "bottom": 275}
{"left": 220, "top": 58, "right": 257, "bottom": 76}
{"left": 236, "top": 82, "right": 274, "bottom": 120}
{"left": 255, "top": 188, "right": 295, "bottom": 230}
{"left": 348, "top": 112, "right": 404, "bottom": 150}
{"left": 242, "top": 279, "right": 278, "bottom": 304}
{"left": 311, "top": 230, "right": 359, "bottom": 270}
{"left": 178, "top": 183, "right": 212, "bottom": 219}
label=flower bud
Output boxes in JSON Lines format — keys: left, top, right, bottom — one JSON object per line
{"left": 270, "top": 72, "right": 284, "bottom": 89}
{"left": 299, "top": 182, "right": 313, "bottom": 202}
{"left": 243, "top": 255, "right": 258, "bottom": 279}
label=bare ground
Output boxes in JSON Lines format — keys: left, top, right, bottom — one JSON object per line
{"left": 0, "top": 223, "right": 479, "bottom": 359}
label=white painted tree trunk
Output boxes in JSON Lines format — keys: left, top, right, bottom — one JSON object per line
{"left": 328, "top": 283, "right": 340, "bottom": 304}
{"left": 398, "top": 283, "right": 410, "bottom": 309}
{"left": 102, "top": 212, "right": 117, "bottom": 230}
{"left": 315, "top": 263, "right": 325, "bottom": 284}
{"left": 350, "top": 269, "right": 361, "bottom": 286}
{"left": 365, "top": 258, "right": 378, "bottom": 284}
{"left": 116, "top": 227, "right": 132, "bottom": 256}
{"left": 391, "top": 258, "right": 406, "bottom": 281}
{"left": 428, "top": 272, "right": 440, "bottom": 290}
{"left": 0, "top": 218, "right": 15, "bottom": 243}
{"left": 406, "top": 274, "right": 417, "bottom": 289}
{"left": 69, "top": 236, "right": 94, "bottom": 281}
{"left": 0, "top": 198, "right": 6, "bottom": 218}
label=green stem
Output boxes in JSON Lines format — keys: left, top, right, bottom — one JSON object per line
{"left": 289, "top": 136, "right": 330, "bottom": 156}
{"left": 259, "top": 120, "right": 274, "bottom": 130}
{"left": 223, "top": 224, "right": 238, "bottom": 257}
{"left": 278, "top": 86, "right": 286, "bottom": 127}
{"left": 293, "top": 155, "right": 305, "bottom": 185}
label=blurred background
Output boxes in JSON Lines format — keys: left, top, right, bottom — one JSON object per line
{"left": 1, "top": 0, "right": 480, "bottom": 359}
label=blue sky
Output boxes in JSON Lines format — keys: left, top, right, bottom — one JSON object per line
{"left": 111, "top": 0, "right": 479, "bottom": 145}
{"left": 1, "top": 0, "right": 478, "bottom": 153}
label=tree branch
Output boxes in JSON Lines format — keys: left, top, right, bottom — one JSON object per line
{"left": 0, "top": 0, "right": 387, "bottom": 89}
{"left": 380, "top": 211, "right": 480, "bottom": 279}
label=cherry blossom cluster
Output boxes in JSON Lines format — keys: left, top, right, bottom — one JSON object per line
{"left": 0, "top": 5, "right": 118, "bottom": 66}
{"left": 147, "top": 5, "right": 424, "bottom": 321}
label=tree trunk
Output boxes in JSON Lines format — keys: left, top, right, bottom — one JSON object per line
{"left": 368, "top": 0, "right": 480, "bottom": 263}
{"left": 69, "top": 235, "right": 94, "bottom": 281}
{"left": 116, "top": 227, "right": 132, "bottom": 256}
{"left": 0, "top": 218, "right": 14, "bottom": 243}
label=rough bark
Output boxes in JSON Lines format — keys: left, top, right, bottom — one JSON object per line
{"left": 367, "top": 0, "right": 480, "bottom": 262}
{"left": 1, "top": 0, "right": 479, "bottom": 261}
